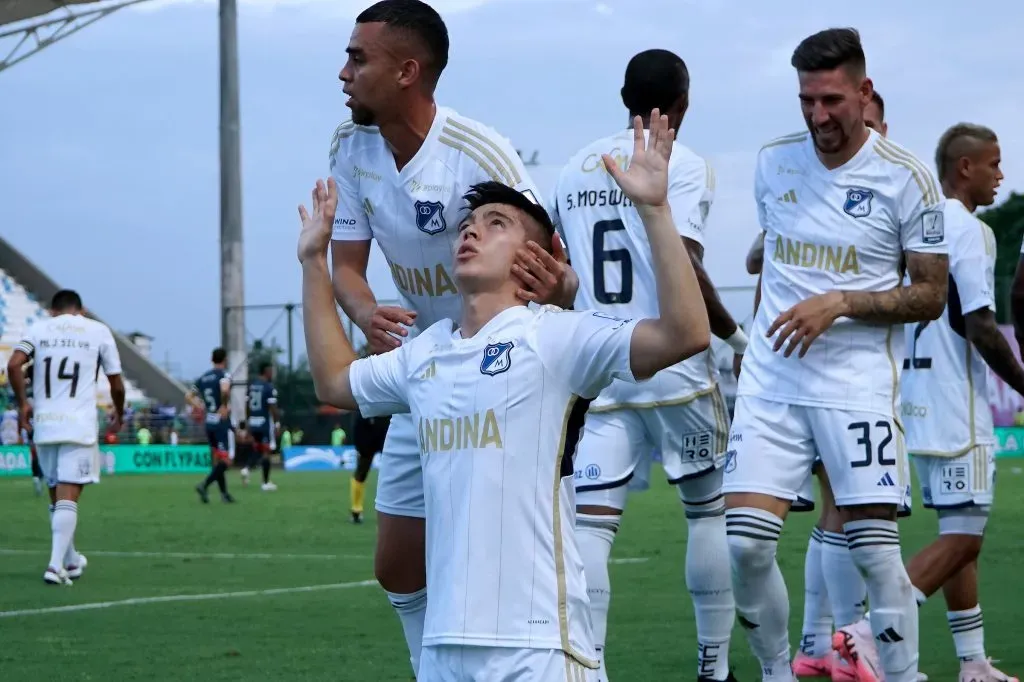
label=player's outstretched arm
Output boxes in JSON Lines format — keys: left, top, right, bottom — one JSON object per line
{"left": 966, "top": 307, "right": 1024, "bottom": 396}
{"left": 602, "top": 110, "right": 710, "bottom": 381}
{"left": 5, "top": 349, "right": 30, "bottom": 431}
{"left": 840, "top": 251, "right": 948, "bottom": 323}
{"left": 299, "top": 178, "right": 360, "bottom": 410}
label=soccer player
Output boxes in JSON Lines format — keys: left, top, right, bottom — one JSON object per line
{"left": 350, "top": 411, "right": 390, "bottom": 524}
{"left": 303, "top": 110, "right": 709, "bottom": 681}
{"left": 791, "top": 89, "right": 889, "bottom": 678}
{"left": 551, "top": 49, "right": 742, "bottom": 682}
{"left": 745, "top": 90, "right": 887, "bottom": 279}
{"left": 188, "top": 348, "right": 236, "bottom": 503}
{"left": 6, "top": 289, "right": 125, "bottom": 585}
{"left": 244, "top": 361, "right": 280, "bottom": 491}
{"left": 837, "top": 126, "right": 1016, "bottom": 682}
{"left": 724, "top": 28, "right": 948, "bottom": 682}
{"left": 328, "top": 0, "right": 575, "bottom": 673}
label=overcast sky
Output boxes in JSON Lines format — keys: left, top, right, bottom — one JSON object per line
{"left": 1, "top": 0, "right": 1021, "bottom": 379}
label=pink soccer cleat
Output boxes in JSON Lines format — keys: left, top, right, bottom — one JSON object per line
{"left": 831, "top": 651, "right": 856, "bottom": 682}
{"left": 792, "top": 651, "right": 832, "bottom": 679}
{"left": 832, "top": 619, "right": 881, "bottom": 682}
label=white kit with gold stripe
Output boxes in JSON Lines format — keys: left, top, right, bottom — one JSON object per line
{"left": 738, "top": 128, "right": 947, "bottom": 416}
{"left": 551, "top": 128, "right": 719, "bottom": 409}
{"left": 329, "top": 107, "right": 540, "bottom": 339}
{"left": 901, "top": 199, "right": 997, "bottom": 507}
{"left": 348, "top": 305, "right": 642, "bottom": 666}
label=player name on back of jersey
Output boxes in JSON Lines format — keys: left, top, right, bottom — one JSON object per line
{"left": 562, "top": 188, "right": 634, "bottom": 212}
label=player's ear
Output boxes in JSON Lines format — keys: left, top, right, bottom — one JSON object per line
{"left": 397, "top": 58, "right": 421, "bottom": 89}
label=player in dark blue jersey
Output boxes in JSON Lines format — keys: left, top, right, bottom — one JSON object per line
{"left": 187, "top": 347, "right": 235, "bottom": 503}
{"left": 243, "top": 362, "right": 280, "bottom": 491}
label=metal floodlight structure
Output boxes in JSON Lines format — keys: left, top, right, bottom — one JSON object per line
{"left": 1, "top": 0, "right": 247, "bottom": 420}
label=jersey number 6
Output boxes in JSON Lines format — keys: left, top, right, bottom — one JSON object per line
{"left": 593, "top": 220, "right": 633, "bottom": 304}
{"left": 847, "top": 420, "right": 896, "bottom": 468}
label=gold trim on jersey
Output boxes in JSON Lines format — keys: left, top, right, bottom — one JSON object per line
{"left": 443, "top": 117, "right": 522, "bottom": 185}
{"left": 552, "top": 396, "right": 600, "bottom": 670}
{"left": 563, "top": 653, "right": 590, "bottom": 681}
{"left": 760, "top": 131, "right": 809, "bottom": 151}
{"left": 873, "top": 139, "right": 941, "bottom": 207}
{"left": 587, "top": 384, "right": 717, "bottom": 413}
{"left": 705, "top": 159, "right": 717, "bottom": 193}
{"left": 439, "top": 134, "right": 509, "bottom": 184}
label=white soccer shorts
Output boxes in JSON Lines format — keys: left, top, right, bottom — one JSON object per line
{"left": 574, "top": 389, "right": 731, "bottom": 510}
{"left": 914, "top": 444, "right": 995, "bottom": 509}
{"left": 723, "top": 395, "right": 911, "bottom": 509}
{"left": 373, "top": 413, "right": 425, "bottom": 518}
{"left": 36, "top": 442, "right": 101, "bottom": 488}
{"left": 418, "top": 645, "right": 598, "bottom": 682}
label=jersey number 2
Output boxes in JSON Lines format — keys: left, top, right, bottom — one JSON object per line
{"left": 42, "top": 356, "right": 81, "bottom": 399}
{"left": 593, "top": 220, "right": 633, "bottom": 304}
{"left": 903, "top": 321, "right": 932, "bottom": 370}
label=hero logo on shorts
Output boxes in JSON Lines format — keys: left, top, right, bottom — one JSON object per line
{"left": 480, "top": 341, "right": 514, "bottom": 376}
{"left": 921, "top": 210, "right": 945, "bottom": 245}
{"left": 843, "top": 188, "right": 874, "bottom": 218}
{"left": 414, "top": 200, "right": 446, "bottom": 235}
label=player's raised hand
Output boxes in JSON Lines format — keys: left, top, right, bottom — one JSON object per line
{"left": 767, "top": 290, "right": 846, "bottom": 358}
{"left": 602, "top": 109, "right": 673, "bottom": 208}
{"left": 297, "top": 178, "right": 338, "bottom": 264}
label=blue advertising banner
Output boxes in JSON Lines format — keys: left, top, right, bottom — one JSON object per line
{"left": 282, "top": 445, "right": 382, "bottom": 472}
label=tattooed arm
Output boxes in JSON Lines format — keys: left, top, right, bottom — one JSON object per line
{"left": 966, "top": 307, "right": 1024, "bottom": 396}
{"left": 1012, "top": 254, "right": 1024, "bottom": 347}
{"left": 839, "top": 251, "right": 948, "bottom": 324}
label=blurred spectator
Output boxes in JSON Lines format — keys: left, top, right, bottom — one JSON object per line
{"left": 331, "top": 423, "right": 347, "bottom": 446}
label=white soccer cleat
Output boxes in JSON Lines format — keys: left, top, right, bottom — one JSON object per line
{"left": 959, "top": 659, "right": 1019, "bottom": 682}
{"left": 43, "top": 566, "right": 73, "bottom": 586}
{"left": 66, "top": 553, "right": 88, "bottom": 580}
{"left": 261, "top": 482, "right": 277, "bottom": 491}
{"left": 240, "top": 467, "right": 250, "bottom": 486}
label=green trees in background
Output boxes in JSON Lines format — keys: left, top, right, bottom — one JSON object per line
{"left": 981, "top": 192, "right": 1024, "bottom": 323}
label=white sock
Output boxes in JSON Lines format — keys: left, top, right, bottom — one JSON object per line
{"left": 684, "top": 497, "right": 734, "bottom": 680}
{"left": 947, "top": 605, "right": 985, "bottom": 662}
{"left": 50, "top": 503, "right": 79, "bottom": 567}
{"left": 49, "top": 500, "right": 78, "bottom": 572}
{"left": 821, "top": 530, "right": 868, "bottom": 627}
{"left": 799, "top": 528, "right": 833, "bottom": 657}
{"left": 386, "top": 588, "right": 427, "bottom": 676}
{"left": 577, "top": 513, "right": 618, "bottom": 680}
{"left": 725, "top": 508, "right": 791, "bottom": 678}
{"left": 845, "top": 520, "right": 919, "bottom": 682}
{"left": 913, "top": 585, "right": 927, "bottom": 606}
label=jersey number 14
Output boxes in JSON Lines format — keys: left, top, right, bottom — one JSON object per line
{"left": 593, "top": 220, "right": 633, "bottom": 304}
{"left": 42, "top": 356, "right": 81, "bottom": 399}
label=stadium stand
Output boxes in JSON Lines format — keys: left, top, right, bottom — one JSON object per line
{"left": 0, "top": 234, "right": 187, "bottom": 408}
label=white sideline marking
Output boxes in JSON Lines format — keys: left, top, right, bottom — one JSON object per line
{"left": 0, "top": 548, "right": 370, "bottom": 561}
{"left": 0, "top": 548, "right": 649, "bottom": 565}
{"left": 0, "top": 579, "right": 378, "bottom": 618}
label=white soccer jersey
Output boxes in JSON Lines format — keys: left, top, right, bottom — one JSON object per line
{"left": 330, "top": 107, "right": 540, "bottom": 338}
{"left": 738, "top": 129, "right": 947, "bottom": 415}
{"left": 551, "top": 129, "right": 717, "bottom": 408}
{"left": 15, "top": 314, "right": 122, "bottom": 446}
{"left": 348, "top": 305, "right": 639, "bottom": 664}
{"left": 901, "top": 199, "right": 996, "bottom": 455}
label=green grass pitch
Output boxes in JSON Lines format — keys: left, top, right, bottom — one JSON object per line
{"left": 1, "top": 465, "right": 1022, "bottom": 681}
